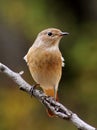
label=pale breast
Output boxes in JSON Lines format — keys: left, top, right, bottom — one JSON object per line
{"left": 26, "top": 46, "right": 62, "bottom": 88}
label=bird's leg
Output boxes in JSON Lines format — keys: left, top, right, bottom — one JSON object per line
{"left": 33, "top": 84, "right": 40, "bottom": 89}
{"left": 54, "top": 86, "right": 58, "bottom": 101}
{"left": 54, "top": 87, "right": 57, "bottom": 101}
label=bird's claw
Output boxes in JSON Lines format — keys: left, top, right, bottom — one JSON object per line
{"left": 30, "top": 84, "right": 40, "bottom": 97}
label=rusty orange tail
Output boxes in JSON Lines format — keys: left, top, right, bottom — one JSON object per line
{"left": 44, "top": 88, "right": 58, "bottom": 117}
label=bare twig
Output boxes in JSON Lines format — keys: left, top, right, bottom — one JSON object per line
{"left": 0, "top": 63, "right": 96, "bottom": 130}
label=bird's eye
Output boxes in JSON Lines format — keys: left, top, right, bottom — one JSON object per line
{"left": 47, "top": 32, "right": 53, "bottom": 36}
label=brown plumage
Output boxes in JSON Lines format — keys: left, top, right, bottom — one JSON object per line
{"left": 24, "top": 28, "right": 69, "bottom": 117}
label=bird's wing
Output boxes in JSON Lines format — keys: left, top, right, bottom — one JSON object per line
{"left": 23, "top": 55, "right": 27, "bottom": 62}
{"left": 61, "top": 56, "right": 65, "bottom": 67}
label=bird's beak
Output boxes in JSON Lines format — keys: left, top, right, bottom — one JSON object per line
{"left": 60, "top": 32, "right": 69, "bottom": 36}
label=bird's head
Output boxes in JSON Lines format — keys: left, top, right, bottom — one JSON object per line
{"left": 35, "top": 28, "right": 69, "bottom": 47}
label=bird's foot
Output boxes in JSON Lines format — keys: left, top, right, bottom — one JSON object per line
{"left": 30, "top": 84, "right": 40, "bottom": 97}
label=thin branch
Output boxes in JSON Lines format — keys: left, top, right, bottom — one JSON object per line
{"left": 0, "top": 63, "right": 96, "bottom": 130}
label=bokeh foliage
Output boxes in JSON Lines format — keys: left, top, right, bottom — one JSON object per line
{"left": 0, "top": 0, "right": 97, "bottom": 130}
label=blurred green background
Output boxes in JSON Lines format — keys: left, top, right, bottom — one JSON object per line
{"left": 0, "top": 0, "right": 97, "bottom": 130}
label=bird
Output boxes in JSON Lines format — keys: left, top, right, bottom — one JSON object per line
{"left": 24, "top": 28, "right": 69, "bottom": 116}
